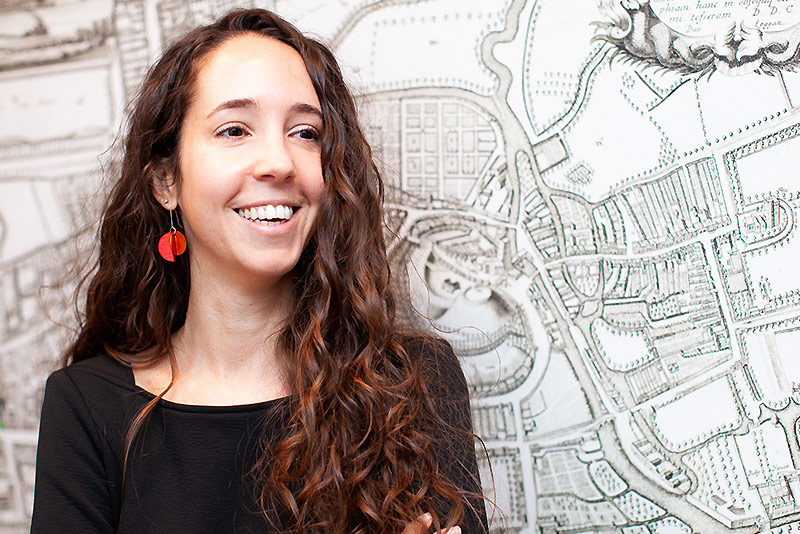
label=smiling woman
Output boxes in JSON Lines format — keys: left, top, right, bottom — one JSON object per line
{"left": 29, "top": 8, "right": 488, "bottom": 534}
{"left": 163, "top": 34, "right": 325, "bottom": 294}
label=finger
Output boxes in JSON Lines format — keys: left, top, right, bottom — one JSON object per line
{"left": 442, "top": 527, "right": 462, "bottom": 534}
{"left": 402, "top": 513, "right": 433, "bottom": 534}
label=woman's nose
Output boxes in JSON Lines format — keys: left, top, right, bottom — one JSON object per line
{"left": 251, "top": 134, "right": 295, "bottom": 180}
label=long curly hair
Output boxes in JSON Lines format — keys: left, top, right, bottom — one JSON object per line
{"left": 65, "top": 8, "right": 484, "bottom": 533}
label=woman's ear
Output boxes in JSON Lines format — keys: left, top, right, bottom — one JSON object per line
{"left": 149, "top": 158, "right": 178, "bottom": 209}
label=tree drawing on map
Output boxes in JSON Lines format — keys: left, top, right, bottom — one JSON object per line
{"left": 2, "top": 0, "right": 800, "bottom": 532}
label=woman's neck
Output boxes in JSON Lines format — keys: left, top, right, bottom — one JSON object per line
{"left": 135, "top": 274, "right": 294, "bottom": 406}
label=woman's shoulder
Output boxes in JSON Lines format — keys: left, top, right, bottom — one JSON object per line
{"left": 399, "top": 332, "right": 472, "bottom": 426}
{"left": 43, "top": 353, "right": 138, "bottom": 421}
{"left": 38, "top": 355, "right": 135, "bottom": 467}
{"left": 400, "top": 333, "right": 467, "bottom": 390}
{"left": 49, "top": 353, "right": 134, "bottom": 391}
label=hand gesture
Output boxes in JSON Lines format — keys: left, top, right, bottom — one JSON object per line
{"left": 402, "top": 512, "right": 462, "bottom": 534}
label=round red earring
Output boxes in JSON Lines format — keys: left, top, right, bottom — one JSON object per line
{"left": 158, "top": 200, "right": 187, "bottom": 262}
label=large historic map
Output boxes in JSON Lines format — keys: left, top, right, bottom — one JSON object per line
{"left": 2, "top": 0, "right": 800, "bottom": 532}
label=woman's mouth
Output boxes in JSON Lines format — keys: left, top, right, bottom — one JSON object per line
{"left": 236, "top": 204, "right": 296, "bottom": 226}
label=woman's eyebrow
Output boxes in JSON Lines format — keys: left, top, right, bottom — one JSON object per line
{"left": 205, "top": 100, "right": 321, "bottom": 120}
{"left": 290, "top": 102, "right": 323, "bottom": 119}
{"left": 207, "top": 97, "right": 258, "bottom": 118}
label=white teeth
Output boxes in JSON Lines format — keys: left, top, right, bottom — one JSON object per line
{"left": 237, "top": 204, "right": 294, "bottom": 222}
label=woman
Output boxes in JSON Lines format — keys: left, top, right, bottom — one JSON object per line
{"left": 30, "top": 8, "right": 488, "bottom": 534}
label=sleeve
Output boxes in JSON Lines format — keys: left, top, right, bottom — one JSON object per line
{"left": 421, "top": 338, "right": 489, "bottom": 534}
{"left": 30, "top": 369, "right": 118, "bottom": 533}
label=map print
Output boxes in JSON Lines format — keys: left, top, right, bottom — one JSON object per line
{"left": 2, "top": 0, "right": 800, "bottom": 532}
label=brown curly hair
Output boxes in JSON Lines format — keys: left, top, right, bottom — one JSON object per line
{"left": 65, "top": 8, "right": 486, "bottom": 533}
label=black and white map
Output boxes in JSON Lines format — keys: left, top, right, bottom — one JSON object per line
{"left": 2, "top": 0, "right": 800, "bottom": 532}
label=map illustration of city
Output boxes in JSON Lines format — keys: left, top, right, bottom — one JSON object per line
{"left": 2, "top": 0, "right": 800, "bottom": 532}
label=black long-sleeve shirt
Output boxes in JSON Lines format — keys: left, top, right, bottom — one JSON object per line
{"left": 31, "top": 342, "right": 487, "bottom": 533}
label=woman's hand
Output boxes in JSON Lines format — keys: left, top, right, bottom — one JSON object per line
{"left": 402, "top": 513, "right": 462, "bottom": 534}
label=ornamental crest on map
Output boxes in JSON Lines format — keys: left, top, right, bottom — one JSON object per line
{"left": 595, "top": 0, "right": 800, "bottom": 75}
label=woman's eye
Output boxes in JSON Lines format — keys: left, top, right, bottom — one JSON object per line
{"left": 292, "top": 127, "right": 319, "bottom": 140}
{"left": 215, "top": 124, "right": 248, "bottom": 138}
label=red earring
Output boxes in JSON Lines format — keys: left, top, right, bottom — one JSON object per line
{"left": 158, "top": 200, "right": 187, "bottom": 262}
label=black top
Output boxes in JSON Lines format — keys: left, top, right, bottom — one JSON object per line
{"left": 31, "top": 342, "right": 487, "bottom": 533}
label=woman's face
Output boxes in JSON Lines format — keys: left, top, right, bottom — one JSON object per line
{"left": 168, "top": 33, "right": 325, "bottom": 290}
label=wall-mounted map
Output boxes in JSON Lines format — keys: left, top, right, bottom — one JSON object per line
{"left": 2, "top": 0, "right": 800, "bottom": 532}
